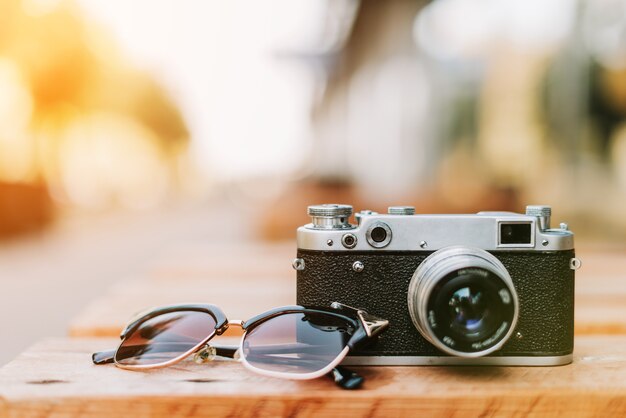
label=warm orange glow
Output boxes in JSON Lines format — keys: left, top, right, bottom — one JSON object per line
{"left": 21, "top": 0, "right": 62, "bottom": 17}
{"left": 0, "top": 57, "right": 36, "bottom": 182}
{"left": 0, "top": 0, "right": 189, "bottom": 212}
{"left": 56, "top": 113, "right": 170, "bottom": 209}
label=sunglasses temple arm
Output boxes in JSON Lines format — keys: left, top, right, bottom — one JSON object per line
{"left": 209, "top": 343, "right": 346, "bottom": 359}
{"left": 92, "top": 349, "right": 116, "bottom": 365}
{"left": 329, "top": 366, "right": 364, "bottom": 390}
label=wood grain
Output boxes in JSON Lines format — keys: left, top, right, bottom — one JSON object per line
{"left": 69, "top": 242, "right": 295, "bottom": 337}
{"left": 3, "top": 336, "right": 626, "bottom": 417}
{"left": 69, "top": 247, "right": 626, "bottom": 338}
{"left": 68, "top": 276, "right": 294, "bottom": 337}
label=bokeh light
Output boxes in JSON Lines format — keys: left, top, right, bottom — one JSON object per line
{"left": 0, "top": 58, "right": 35, "bottom": 182}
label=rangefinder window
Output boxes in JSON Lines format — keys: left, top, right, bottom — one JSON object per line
{"left": 499, "top": 222, "right": 532, "bottom": 245}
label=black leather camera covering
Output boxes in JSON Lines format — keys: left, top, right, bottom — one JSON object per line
{"left": 296, "top": 249, "right": 575, "bottom": 357}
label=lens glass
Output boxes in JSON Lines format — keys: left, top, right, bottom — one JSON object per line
{"left": 447, "top": 284, "right": 498, "bottom": 338}
{"left": 242, "top": 311, "right": 354, "bottom": 375}
{"left": 115, "top": 310, "right": 216, "bottom": 366}
{"left": 428, "top": 268, "right": 515, "bottom": 353}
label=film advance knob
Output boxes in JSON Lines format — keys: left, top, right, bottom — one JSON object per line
{"left": 525, "top": 205, "right": 551, "bottom": 230}
{"left": 307, "top": 204, "right": 354, "bottom": 230}
{"left": 388, "top": 206, "right": 416, "bottom": 215}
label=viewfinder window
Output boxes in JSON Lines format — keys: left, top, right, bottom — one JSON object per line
{"left": 499, "top": 223, "right": 532, "bottom": 245}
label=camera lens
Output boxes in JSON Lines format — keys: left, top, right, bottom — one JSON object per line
{"left": 407, "top": 246, "right": 518, "bottom": 357}
{"left": 432, "top": 270, "right": 513, "bottom": 346}
{"left": 448, "top": 285, "right": 493, "bottom": 335}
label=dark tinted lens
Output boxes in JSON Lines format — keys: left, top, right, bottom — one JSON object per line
{"left": 115, "top": 310, "right": 216, "bottom": 366}
{"left": 242, "top": 312, "right": 354, "bottom": 375}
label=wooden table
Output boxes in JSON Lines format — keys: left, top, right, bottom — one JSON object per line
{"left": 3, "top": 336, "right": 626, "bottom": 417}
{"left": 1, "top": 242, "right": 626, "bottom": 417}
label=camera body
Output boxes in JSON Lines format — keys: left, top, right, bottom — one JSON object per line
{"left": 295, "top": 204, "right": 579, "bottom": 366}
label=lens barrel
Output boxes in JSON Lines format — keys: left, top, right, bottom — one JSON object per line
{"left": 407, "top": 246, "right": 519, "bottom": 357}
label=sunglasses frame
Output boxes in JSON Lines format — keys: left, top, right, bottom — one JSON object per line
{"left": 95, "top": 302, "right": 389, "bottom": 380}
{"left": 110, "top": 303, "right": 228, "bottom": 371}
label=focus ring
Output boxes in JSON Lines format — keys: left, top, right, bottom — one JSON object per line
{"left": 407, "top": 246, "right": 519, "bottom": 358}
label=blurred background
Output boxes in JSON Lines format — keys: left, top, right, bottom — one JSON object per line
{"left": 1, "top": 0, "right": 626, "bottom": 364}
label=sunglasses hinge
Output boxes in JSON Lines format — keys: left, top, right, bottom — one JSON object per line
{"left": 194, "top": 344, "right": 217, "bottom": 364}
{"left": 357, "top": 310, "right": 390, "bottom": 338}
{"left": 331, "top": 302, "right": 389, "bottom": 338}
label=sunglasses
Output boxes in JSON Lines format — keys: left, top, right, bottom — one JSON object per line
{"left": 92, "top": 302, "right": 388, "bottom": 389}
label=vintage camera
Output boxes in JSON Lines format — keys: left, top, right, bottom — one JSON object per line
{"left": 294, "top": 204, "right": 580, "bottom": 366}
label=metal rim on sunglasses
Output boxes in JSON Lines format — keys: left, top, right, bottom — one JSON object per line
{"left": 112, "top": 303, "right": 228, "bottom": 371}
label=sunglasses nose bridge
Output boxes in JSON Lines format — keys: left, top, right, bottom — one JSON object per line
{"left": 228, "top": 319, "right": 244, "bottom": 328}
{"left": 216, "top": 318, "right": 243, "bottom": 335}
